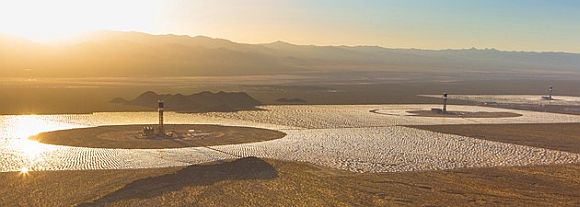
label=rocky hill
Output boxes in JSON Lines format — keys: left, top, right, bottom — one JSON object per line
{"left": 113, "top": 91, "right": 261, "bottom": 113}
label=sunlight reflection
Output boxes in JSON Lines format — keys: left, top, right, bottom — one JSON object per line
{"left": 14, "top": 139, "right": 56, "bottom": 160}
{"left": 0, "top": 115, "right": 72, "bottom": 173}
{"left": 12, "top": 115, "right": 55, "bottom": 139}
{"left": 2, "top": 115, "right": 78, "bottom": 139}
{"left": 19, "top": 167, "right": 29, "bottom": 174}
{"left": 12, "top": 138, "right": 59, "bottom": 174}
{"left": 18, "top": 166, "right": 31, "bottom": 178}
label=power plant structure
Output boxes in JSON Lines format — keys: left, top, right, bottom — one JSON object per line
{"left": 158, "top": 100, "right": 165, "bottom": 136}
{"left": 141, "top": 100, "right": 166, "bottom": 138}
{"left": 443, "top": 92, "right": 448, "bottom": 113}
{"left": 431, "top": 92, "right": 449, "bottom": 114}
{"left": 542, "top": 86, "right": 554, "bottom": 100}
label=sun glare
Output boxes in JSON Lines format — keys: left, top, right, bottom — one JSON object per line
{"left": 0, "top": 0, "right": 164, "bottom": 42}
{"left": 20, "top": 167, "right": 29, "bottom": 174}
{"left": 10, "top": 115, "right": 54, "bottom": 139}
{"left": 15, "top": 139, "right": 54, "bottom": 160}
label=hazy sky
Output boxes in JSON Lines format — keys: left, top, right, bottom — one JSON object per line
{"left": 1, "top": 0, "right": 579, "bottom": 52}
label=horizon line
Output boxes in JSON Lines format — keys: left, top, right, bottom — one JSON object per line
{"left": 2, "top": 30, "right": 579, "bottom": 55}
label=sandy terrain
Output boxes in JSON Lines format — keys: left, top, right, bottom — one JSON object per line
{"left": 1, "top": 158, "right": 578, "bottom": 206}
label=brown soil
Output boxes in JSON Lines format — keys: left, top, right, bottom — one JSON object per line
{"left": 31, "top": 124, "right": 286, "bottom": 149}
{"left": 1, "top": 158, "right": 578, "bottom": 206}
{"left": 3, "top": 79, "right": 580, "bottom": 115}
{"left": 407, "top": 110, "right": 522, "bottom": 118}
{"left": 407, "top": 123, "right": 580, "bottom": 154}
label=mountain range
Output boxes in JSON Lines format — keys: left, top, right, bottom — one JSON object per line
{"left": 1, "top": 31, "right": 579, "bottom": 79}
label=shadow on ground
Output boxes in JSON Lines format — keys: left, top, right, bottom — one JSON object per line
{"left": 79, "top": 157, "right": 277, "bottom": 207}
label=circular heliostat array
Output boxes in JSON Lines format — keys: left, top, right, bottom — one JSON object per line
{"left": 32, "top": 124, "right": 286, "bottom": 149}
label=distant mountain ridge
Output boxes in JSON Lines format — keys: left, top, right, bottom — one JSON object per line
{"left": 1, "top": 31, "right": 579, "bottom": 79}
{"left": 113, "top": 91, "right": 261, "bottom": 113}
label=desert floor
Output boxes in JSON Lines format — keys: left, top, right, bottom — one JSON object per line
{"left": 0, "top": 105, "right": 579, "bottom": 206}
{"left": 1, "top": 158, "right": 579, "bottom": 206}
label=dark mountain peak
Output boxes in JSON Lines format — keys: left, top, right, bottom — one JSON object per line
{"left": 114, "top": 91, "right": 261, "bottom": 113}
{"left": 270, "top": 40, "right": 292, "bottom": 45}
{"left": 264, "top": 40, "right": 298, "bottom": 48}
{"left": 109, "top": 97, "right": 129, "bottom": 104}
{"left": 192, "top": 35, "right": 229, "bottom": 42}
{"left": 139, "top": 91, "right": 159, "bottom": 97}
{"left": 195, "top": 91, "right": 215, "bottom": 96}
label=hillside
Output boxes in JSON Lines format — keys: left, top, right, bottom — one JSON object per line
{"left": 1, "top": 31, "right": 580, "bottom": 79}
{"left": 114, "top": 91, "right": 262, "bottom": 113}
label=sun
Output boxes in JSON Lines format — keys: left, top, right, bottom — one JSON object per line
{"left": 4, "top": 26, "right": 84, "bottom": 43}
{"left": 0, "top": 0, "right": 164, "bottom": 43}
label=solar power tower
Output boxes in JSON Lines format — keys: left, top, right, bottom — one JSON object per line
{"left": 158, "top": 100, "right": 165, "bottom": 136}
{"left": 542, "top": 86, "right": 554, "bottom": 100}
{"left": 443, "top": 92, "right": 448, "bottom": 113}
